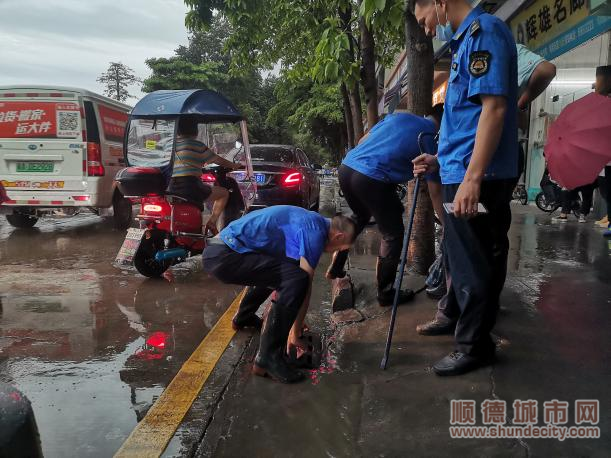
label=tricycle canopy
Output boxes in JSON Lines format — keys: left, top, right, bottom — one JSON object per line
{"left": 130, "top": 89, "right": 243, "bottom": 122}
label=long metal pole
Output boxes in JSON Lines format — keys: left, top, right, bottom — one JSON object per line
{"left": 380, "top": 177, "right": 421, "bottom": 370}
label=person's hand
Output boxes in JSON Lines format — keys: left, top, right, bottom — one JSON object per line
{"left": 286, "top": 331, "right": 309, "bottom": 359}
{"left": 412, "top": 154, "right": 439, "bottom": 177}
{"left": 204, "top": 217, "right": 219, "bottom": 236}
{"left": 453, "top": 179, "right": 481, "bottom": 218}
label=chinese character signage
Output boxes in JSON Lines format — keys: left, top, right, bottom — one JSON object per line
{"left": 449, "top": 399, "right": 600, "bottom": 440}
{"left": 0, "top": 101, "right": 81, "bottom": 139}
{"left": 511, "top": 0, "right": 589, "bottom": 50}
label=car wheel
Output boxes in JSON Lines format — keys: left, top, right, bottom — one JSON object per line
{"left": 6, "top": 212, "right": 38, "bottom": 228}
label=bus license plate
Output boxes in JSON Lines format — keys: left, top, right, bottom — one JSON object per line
{"left": 16, "top": 162, "right": 54, "bottom": 173}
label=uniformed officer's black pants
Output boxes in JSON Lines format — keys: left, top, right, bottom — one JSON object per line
{"left": 436, "top": 179, "right": 514, "bottom": 358}
{"left": 329, "top": 165, "right": 404, "bottom": 286}
{"left": 202, "top": 244, "right": 309, "bottom": 324}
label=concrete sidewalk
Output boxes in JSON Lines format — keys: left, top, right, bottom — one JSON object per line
{"left": 189, "top": 204, "right": 610, "bottom": 458}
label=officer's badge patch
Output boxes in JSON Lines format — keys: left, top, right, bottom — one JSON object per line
{"left": 469, "top": 51, "right": 490, "bottom": 77}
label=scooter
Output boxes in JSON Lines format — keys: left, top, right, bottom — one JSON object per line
{"left": 535, "top": 169, "right": 580, "bottom": 216}
{"left": 113, "top": 89, "right": 255, "bottom": 278}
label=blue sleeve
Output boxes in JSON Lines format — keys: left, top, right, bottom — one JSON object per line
{"left": 467, "top": 21, "right": 514, "bottom": 102}
{"left": 297, "top": 229, "right": 325, "bottom": 268}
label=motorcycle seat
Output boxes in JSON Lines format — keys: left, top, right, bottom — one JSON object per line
{"left": 165, "top": 193, "right": 206, "bottom": 211}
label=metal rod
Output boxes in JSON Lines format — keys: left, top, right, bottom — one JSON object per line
{"left": 380, "top": 177, "right": 421, "bottom": 370}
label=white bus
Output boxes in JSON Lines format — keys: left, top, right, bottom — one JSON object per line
{"left": 0, "top": 86, "right": 132, "bottom": 228}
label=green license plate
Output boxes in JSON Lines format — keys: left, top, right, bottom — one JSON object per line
{"left": 16, "top": 162, "right": 54, "bottom": 173}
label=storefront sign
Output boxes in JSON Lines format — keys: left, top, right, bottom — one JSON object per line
{"left": 510, "top": 0, "right": 611, "bottom": 60}
{"left": 536, "top": 15, "right": 611, "bottom": 59}
{"left": 589, "top": 0, "right": 611, "bottom": 16}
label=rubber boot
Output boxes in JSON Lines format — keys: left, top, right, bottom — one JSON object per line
{"left": 232, "top": 286, "right": 268, "bottom": 331}
{"left": 376, "top": 256, "right": 415, "bottom": 307}
{"left": 252, "top": 302, "right": 305, "bottom": 384}
{"left": 325, "top": 249, "right": 349, "bottom": 279}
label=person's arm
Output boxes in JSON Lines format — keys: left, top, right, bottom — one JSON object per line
{"left": 208, "top": 153, "right": 241, "bottom": 170}
{"left": 518, "top": 61, "right": 556, "bottom": 110}
{"left": 287, "top": 257, "right": 315, "bottom": 354}
{"left": 453, "top": 95, "right": 507, "bottom": 217}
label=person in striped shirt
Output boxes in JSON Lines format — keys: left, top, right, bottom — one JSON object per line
{"left": 167, "top": 116, "right": 241, "bottom": 234}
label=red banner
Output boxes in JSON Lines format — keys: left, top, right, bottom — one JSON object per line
{"left": 0, "top": 101, "right": 81, "bottom": 139}
{"left": 98, "top": 105, "right": 128, "bottom": 143}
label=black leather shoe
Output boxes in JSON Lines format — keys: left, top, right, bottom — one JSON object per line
{"left": 378, "top": 289, "right": 415, "bottom": 307}
{"left": 432, "top": 351, "right": 495, "bottom": 376}
{"left": 416, "top": 319, "right": 456, "bottom": 336}
{"left": 232, "top": 315, "right": 263, "bottom": 331}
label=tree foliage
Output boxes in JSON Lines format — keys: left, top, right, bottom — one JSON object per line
{"left": 97, "top": 62, "right": 141, "bottom": 102}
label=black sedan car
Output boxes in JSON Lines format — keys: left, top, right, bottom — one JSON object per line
{"left": 245, "top": 144, "right": 321, "bottom": 211}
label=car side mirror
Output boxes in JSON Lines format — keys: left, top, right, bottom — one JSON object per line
{"left": 312, "top": 163, "right": 322, "bottom": 170}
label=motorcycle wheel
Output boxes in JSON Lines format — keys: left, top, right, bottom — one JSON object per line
{"left": 134, "top": 230, "right": 172, "bottom": 278}
{"left": 535, "top": 192, "right": 558, "bottom": 212}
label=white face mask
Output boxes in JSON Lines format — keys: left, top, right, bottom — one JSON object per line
{"left": 435, "top": 2, "right": 453, "bottom": 42}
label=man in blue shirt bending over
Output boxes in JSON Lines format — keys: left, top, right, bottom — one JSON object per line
{"left": 203, "top": 206, "right": 356, "bottom": 384}
{"left": 326, "top": 108, "right": 442, "bottom": 307}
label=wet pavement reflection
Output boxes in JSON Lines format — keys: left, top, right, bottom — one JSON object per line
{"left": 0, "top": 214, "right": 240, "bottom": 457}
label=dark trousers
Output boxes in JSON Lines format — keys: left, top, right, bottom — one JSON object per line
{"left": 436, "top": 179, "right": 514, "bottom": 357}
{"left": 561, "top": 182, "right": 596, "bottom": 216}
{"left": 202, "top": 244, "right": 309, "bottom": 319}
{"left": 598, "top": 166, "right": 611, "bottom": 221}
{"left": 331, "top": 165, "right": 404, "bottom": 286}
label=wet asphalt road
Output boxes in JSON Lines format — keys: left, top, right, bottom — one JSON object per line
{"left": 0, "top": 212, "right": 241, "bottom": 457}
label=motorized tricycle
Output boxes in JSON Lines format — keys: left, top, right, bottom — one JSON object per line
{"left": 113, "top": 89, "right": 256, "bottom": 277}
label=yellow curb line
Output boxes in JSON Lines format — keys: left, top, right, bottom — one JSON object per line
{"left": 114, "top": 288, "right": 246, "bottom": 458}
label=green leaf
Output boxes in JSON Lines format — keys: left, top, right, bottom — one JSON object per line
{"left": 375, "top": 0, "right": 386, "bottom": 10}
{"left": 325, "top": 62, "right": 339, "bottom": 81}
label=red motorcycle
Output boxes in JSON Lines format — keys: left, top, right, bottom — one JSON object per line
{"left": 113, "top": 90, "right": 255, "bottom": 278}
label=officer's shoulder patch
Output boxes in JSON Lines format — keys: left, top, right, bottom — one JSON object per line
{"left": 469, "top": 19, "right": 481, "bottom": 36}
{"left": 469, "top": 51, "right": 490, "bottom": 77}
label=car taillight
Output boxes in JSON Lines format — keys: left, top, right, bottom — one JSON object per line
{"left": 201, "top": 173, "right": 216, "bottom": 183}
{"left": 72, "top": 195, "right": 90, "bottom": 201}
{"left": 282, "top": 172, "right": 302, "bottom": 186}
{"left": 87, "top": 142, "right": 105, "bottom": 177}
{"left": 143, "top": 204, "right": 163, "bottom": 213}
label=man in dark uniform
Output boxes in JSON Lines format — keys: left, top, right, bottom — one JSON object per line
{"left": 202, "top": 206, "right": 356, "bottom": 383}
{"left": 414, "top": 0, "right": 518, "bottom": 376}
{"left": 326, "top": 108, "right": 442, "bottom": 306}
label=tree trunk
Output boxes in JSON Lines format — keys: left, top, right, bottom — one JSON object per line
{"left": 339, "top": 2, "right": 364, "bottom": 142}
{"left": 349, "top": 85, "right": 364, "bottom": 142}
{"left": 360, "top": 17, "right": 379, "bottom": 129}
{"left": 404, "top": 1, "right": 435, "bottom": 274}
{"left": 341, "top": 83, "right": 355, "bottom": 150}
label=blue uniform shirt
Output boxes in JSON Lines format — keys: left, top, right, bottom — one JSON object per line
{"left": 438, "top": 7, "right": 518, "bottom": 184}
{"left": 219, "top": 205, "right": 330, "bottom": 268}
{"left": 342, "top": 113, "right": 437, "bottom": 184}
